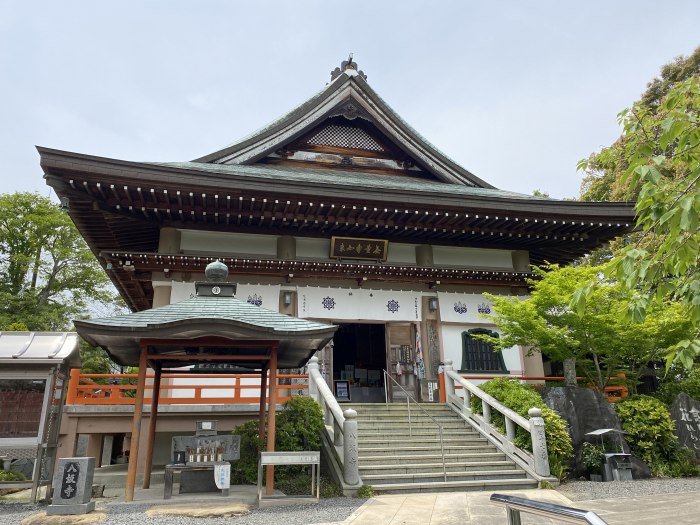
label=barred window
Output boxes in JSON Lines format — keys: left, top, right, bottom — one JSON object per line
{"left": 460, "top": 329, "right": 506, "bottom": 372}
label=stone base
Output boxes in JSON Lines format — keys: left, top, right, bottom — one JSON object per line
{"left": 47, "top": 501, "right": 96, "bottom": 515}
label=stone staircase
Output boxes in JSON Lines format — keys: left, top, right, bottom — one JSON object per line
{"left": 351, "top": 403, "right": 538, "bottom": 494}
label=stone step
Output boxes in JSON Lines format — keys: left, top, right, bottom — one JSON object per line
{"left": 362, "top": 469, "right": 529, "bottom": 485}
{"left": 359, "top": 460, "right": 517, "bottom": 474}
{"left": 359, "top": 444, "right": 497, "bottom": 454}
{"left": 355, "top": 419, "right": 470, "bottom": 428}
{"left": 357, "top": 429, "right": 477, "bottom": 439}
{"left": 358, "top": 449, "right": 506, "bottom": 460}
{"left": 357, "top": 423, "right": 473, "bottom": 431}
{"left": 357, "top": 436, "right": 485, "bottom": 446}
{"left": 368, "top": 478, "right": 539, "bottom": 495}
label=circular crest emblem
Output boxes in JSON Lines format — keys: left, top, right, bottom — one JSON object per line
{"left": 211, "top": 286, "right": 221, "bottom": 295}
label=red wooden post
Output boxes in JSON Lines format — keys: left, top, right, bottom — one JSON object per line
{"left": 142, "top": 363, "right": 161, "bottom": 489}
{"left": 265, "top": 345, "right": 278, "bottom": 495}
{"left": 125, "top": 348, "right": 148, "bottom": 502}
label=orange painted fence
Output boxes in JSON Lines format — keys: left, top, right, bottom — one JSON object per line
{"left": 65, "top": 369, "right": 309, "bottom": 406}
{"left": 439, "top": 373, "right": 628, "bottom": 403}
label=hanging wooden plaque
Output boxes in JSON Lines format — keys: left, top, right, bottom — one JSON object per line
{"left": 330, "top": 236, "right": 388, "bottom": 261}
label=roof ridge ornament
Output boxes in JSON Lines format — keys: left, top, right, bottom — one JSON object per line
{"left": 330, "top": 53, "right": 367, "bottom": 82}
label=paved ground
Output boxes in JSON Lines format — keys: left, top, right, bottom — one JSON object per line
{"left": 3, "top": 484, "right": 700, "bottom": 524}
{"left": 333, "top": 489, "right": 700, "bottom": 525}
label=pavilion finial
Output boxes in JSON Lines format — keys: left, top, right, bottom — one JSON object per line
{"left": 205, "top": 260, "right": 228, "bottom": 282}
{"left": 330, "top": 54, "right": 367, "bottom": 82}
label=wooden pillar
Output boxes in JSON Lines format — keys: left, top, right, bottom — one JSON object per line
{"left": 265, "top": 346, "right": 278, "bottom": 495}
{"left": 258, "top": 365, "right": 268, "bottom": 441}
{"left": 125, "top": 348, "right": 148, "bottom": 502}
{"left": 142, "top": 362, "right": 162, "bottom": 489}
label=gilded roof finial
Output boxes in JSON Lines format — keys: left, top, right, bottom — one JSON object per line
{"left": 330, "top": 54, "right": 367, "bottom": 82}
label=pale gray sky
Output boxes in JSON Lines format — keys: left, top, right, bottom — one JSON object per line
{"left": 1, "top": 1, "right": 699, "bottom": 199}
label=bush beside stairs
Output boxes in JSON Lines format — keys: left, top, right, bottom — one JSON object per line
{"left": 351, "top": 403, "right": 538, "bottom": 494}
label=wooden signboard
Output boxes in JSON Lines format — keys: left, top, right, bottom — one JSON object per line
{"left": 334, "top": 380, "right": 351, "bottom": 402}
{"left": 330, "top": 236, "right": 388, "bottom": 261}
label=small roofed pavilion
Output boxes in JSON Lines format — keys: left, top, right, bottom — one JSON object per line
{"left": 74, "top": 261, "right": 337, "bottom": 502}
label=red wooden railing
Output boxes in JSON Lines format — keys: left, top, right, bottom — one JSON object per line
{"left": 451, "top": 373, "right": 629, "bottom": 402}
{"left": 65, "top": 369, "right": 309, "bottom": 406}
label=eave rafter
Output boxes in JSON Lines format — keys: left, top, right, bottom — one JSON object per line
{"left": 102, "top": 251, "right": 533, "bottom": 288}
{"left": 51, "top": 172, "right": 632, "bottom": 265}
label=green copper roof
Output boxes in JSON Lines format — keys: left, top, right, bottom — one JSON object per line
{"left": 151, "top": 161, "right": 539, "bottom": 201}
{"left": 80, "top": 295, "right": 332, "bottom": 334}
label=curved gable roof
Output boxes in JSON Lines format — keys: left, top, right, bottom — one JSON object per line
{"left": 193, "top": 70, "right": 494, "bottom": 188}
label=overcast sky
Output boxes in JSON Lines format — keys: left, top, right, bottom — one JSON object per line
{"left": 1, "top": 1, "right": 698, "bottom": 200}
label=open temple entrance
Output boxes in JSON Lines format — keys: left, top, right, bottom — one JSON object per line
{"left": 332, "top": 323, "right": 386, "bottom": 403}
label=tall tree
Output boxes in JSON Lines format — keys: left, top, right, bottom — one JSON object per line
{"left": 0, "top": 192, "right": 115, "bottom": 330}
{"left": 481, "top": 264, "right": 692, "bottom": 389}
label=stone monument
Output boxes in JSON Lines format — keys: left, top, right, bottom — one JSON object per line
{"left": 47, "top": 457, "right": 95, "bottom": 515}
{"left": 670, "top": 392, "right": 700, "bottom": 459}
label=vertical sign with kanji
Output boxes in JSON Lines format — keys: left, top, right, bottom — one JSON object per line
{"left": 48, "top": 456, "right": 96, "bottom": 515}
{"left": 61, "top": 461, "right": 80, "bottom": 499}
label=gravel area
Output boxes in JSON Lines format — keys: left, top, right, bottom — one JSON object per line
{"left": 557, "top": 477, "right": 700, "bottom": 501}
{"left": 0, "top": 497, "right": 365, "bottom": 525}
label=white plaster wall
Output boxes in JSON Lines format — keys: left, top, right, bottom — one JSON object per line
{"left": 297, "top": 237, "right": 329, "bottom": 259}
{"left": 432, "top": 246, "right": 513, "bottom": 269}
{"left": 168, "top": 375, "right": 262, "bottom": 400}
{"left": 440, "top": 323, "right": 522, "bottom": 384}
{"left": 180, "top": 230, "right": 277, "bottom": 257}
{"left": 386, "top": 243, "right": 417, "bottom": 264}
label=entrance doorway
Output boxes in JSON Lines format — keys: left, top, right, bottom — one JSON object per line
{"left": 332, "top": 324, "right": 386, "bottom": 403}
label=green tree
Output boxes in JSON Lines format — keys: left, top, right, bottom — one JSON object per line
{"left": 0, "top": 192, "right": 114, "bottom": 330}
{"left": 578, "top": 75, "right": 700, "bottom": 370}
{"left": 481, "top": 264, "right": 692, "bottom": 389}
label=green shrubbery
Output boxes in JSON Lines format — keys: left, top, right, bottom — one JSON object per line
{"left": 0, "top": 469, "right": 25, "bottom": 482}
{"left": 470, "top": 378, "right": 573, "bottom": 480}
{"left": 231, "top": 395, "right": 328, "bottom": 487}
{"left": 653, "top": 365, "right": 700, "bottom": 406}
{"left": 615, "top": 395, "right": 700, "bottom": 477}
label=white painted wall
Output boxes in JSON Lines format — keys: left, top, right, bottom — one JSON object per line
{"left": 440, "top": 323, "right": 522, "bottom": 383}
{"left": 297, "top": 237, "right": 329, "bottom": 259}
{"left": 180, "top": 230, "right": 277, "bottom": 257}
{"left": 386, "top": 243, "right": 417, "bottom": 263}
{"left": 432, "top": 246, "right": 513, "bottom": 269}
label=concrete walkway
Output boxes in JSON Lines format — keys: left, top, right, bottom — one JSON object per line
{"left": 327, "top": 489, "right": 700, "bottom": 525}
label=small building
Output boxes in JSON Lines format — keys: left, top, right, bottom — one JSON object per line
{"left": 39, "top": 57, "right": 634, "bottom": 400}
{"left": 0, "top": 332, "right": 80, "bottom": 501}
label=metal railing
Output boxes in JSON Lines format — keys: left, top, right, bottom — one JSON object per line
{"left": 382, "top": 370, "right": 447, "bottom": 482}
{"left": 490, "top": 494, "right": 608, "bottom": 525}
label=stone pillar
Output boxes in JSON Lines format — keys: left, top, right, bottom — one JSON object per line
{"left": 415, "top": 244, "right": 433, "bottom": 266}
{"left": 511, "top": 250, "right": 530, "bottom": 272}
{"left": 442, "top": 361, "right": 454, "bottom": 403}
{"left": 528, "top": 408, "right": 551, "bottom": 477}
{"left": 307, "top": 357, "right": 319, "bottom": 401}
{"left": 277, "top": 235, "right": 296, "bottom": 260}
{"left": 158, "top": 227, "right": 181, "bottom": 253}
{"left": 101, "top": 435, "right": 114, "bottom": 467}
{"left": 85, "top": 435, "right": 103, "bottom": 468}
{"left": 152, "top": 281, "right": 172, "bottom": 308}
{"left": 342, "top": 409, "right": 360, "bottom": 486}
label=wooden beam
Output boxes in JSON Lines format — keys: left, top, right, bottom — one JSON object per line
{"left": 146, "top": 354, "right": 271, "bottom": 362}
{"left": 125, "top": 347, "right": 148, "bottom": 502}
{"left": 142, "top": 362, "right": 162, "bottom": 489}
{"left": 265, "top": 345, "right": 278, "bottom": 496}
{"left": 258, "top": 364, "right": 268, "bottom": 442}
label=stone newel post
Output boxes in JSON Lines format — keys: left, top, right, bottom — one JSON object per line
{"left": 342, "top": 409, "right": 360, "bottom": 486}
{"left": 528, "top": 407, "right": 551, "bottom": 477}
{"left": 307, "top": 356, "right": 319, "bottom": 401}
{"left": 442, "top": 360, "right": 455, "bottom": 401}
